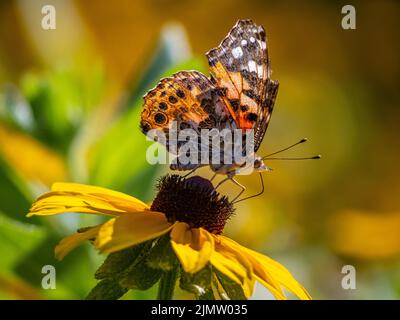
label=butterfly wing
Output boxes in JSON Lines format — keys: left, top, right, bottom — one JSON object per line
{"left": 206, "top": 19, "right": 279, "bottom": 151}
{"left": 141, "top": 70, "right": 234, "bottom": 154}
{"left": 254, "top": 78, "right": 278, "bottom": 152}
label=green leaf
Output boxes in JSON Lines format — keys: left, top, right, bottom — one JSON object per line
{"left": 215, "top": 269, "right": 247, "bottom": 300}
{"left": 95, "top": 243, "right": 147, "bottom": 280}
{"left": 157, "top": 265, "right": 179, "bottom": 300}
{"left": 119, "top": 256, "right": 162, "bottom": 291}
{"left": 0, "top": 212, "right": 46, "bottom": 270}
{"left": 12, "top": 232, "right": 98, "bottom": 298}
{"left": 21, "top": 71, "right": 77, "bottom": 153}
{"left": 0, "top": 85, "right": 34, "bottom": 132}
{"left": 197, "top": 289, "right": 215, "bottom": 300}
{"left": 146, "top": 234, "right": 178, "bottom": 271}
{"left": 0, "top": 214, "right": 86, "bottom": 299}
{"left": 20, "top": 65, "right": 106, "bottom": 153}
{"left": 90, "top": 241, "right": 162, "bottom": 295}
{"left": 0, "top": 155, "right": 33, "bottom": 222}
{"left": 86, "top": 279, "right": 128, "bottom": 300}
{"left": 180, "top": 264, "right": 212, "bottom": 297}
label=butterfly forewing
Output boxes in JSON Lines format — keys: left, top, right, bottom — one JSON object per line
{"left": 206, "top": 19, "right": 278, "bottom": 151}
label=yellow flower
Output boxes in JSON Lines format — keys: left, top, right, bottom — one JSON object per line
{"left": 27, "top": 175, "right": 311, "bottom": 300}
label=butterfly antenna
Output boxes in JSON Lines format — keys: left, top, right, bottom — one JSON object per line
{"left": 264, "top": 155, "right": 321, "bottom": 160}
{"left": 262, "top": 138, "right": 308, "bottom": 160}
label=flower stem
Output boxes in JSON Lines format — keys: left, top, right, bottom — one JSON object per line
{"left": 157, "top": 266, "right": 178, "bottom": 300}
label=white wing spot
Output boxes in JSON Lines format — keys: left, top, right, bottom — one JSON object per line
{"left": 248, "top": 60, "right": 265, "bottom": 79}
{"left": 241, "top": 39, "right": 247, "bottom": 46}
{"left": 248, "top": 60, "right": 257, "bottom": 72}
{"left": 257, "top": 66, "right": 265, "bottom": 78}
{"left": 250, "top": 37, "right": 256, "bottom": 43}
{"left": 257, "top": 40, "right": 266, "bottom": 50}
{"left": 231, "top": 46, "right": 243, "bottom": 59}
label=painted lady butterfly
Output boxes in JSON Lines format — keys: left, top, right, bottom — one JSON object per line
{"left": 140, "top": 20, "right": 280, "bottom": 199}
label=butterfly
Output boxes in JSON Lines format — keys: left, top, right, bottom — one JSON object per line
{"left": 140, "top": 20, "right": 280, "bottom": 201}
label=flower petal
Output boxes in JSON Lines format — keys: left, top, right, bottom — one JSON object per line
{"left": 55, "top": 224, "right": 102, "bottom": 260}
{"left": 28, "top": 182, "right": 149, "bottom": 217}
{"left": 210, "top": 236, "right": 255, "bottom": 298}
{"left": 51, "top": 183, "right": 146, "bottom": 205}
{"left": 215, "top": 236, "right": 285, "bottom": 299}
{"left": 170, "top": 223, "right": 214, "bottom": 274}
{"left": 219, "top": 236, "right": 311, "bottom": 300}
{"left": 95, "top": 211, "right": 173, "bottom": 253}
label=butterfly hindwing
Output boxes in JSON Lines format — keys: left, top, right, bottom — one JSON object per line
{"left": 140, "top": 70, "right": 234, "bottom": 153}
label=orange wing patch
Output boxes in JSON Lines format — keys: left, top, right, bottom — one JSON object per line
{"left": 206, "top": 20, "right": 272, "bottom": 131}
{"left": 209, "top": 61, "right": 258, "bottom": 129}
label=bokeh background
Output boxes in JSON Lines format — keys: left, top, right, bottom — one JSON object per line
{"left": 0, "top": 0, "right": 399, "bottom": 299}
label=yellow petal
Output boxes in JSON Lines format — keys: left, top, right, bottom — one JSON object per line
{"left": 51, "top": 182, "right": 147, "bottom": 206}
{"left": 55, "top": 224, "right": 102, "bottom": 260}
{"left": 219, "top": 236, "right": 311, "bottom": 300}
{"left": 170, "top": 223, "right": 214, "bottom": 274}
{"left": 210, "top": 235, "right": 255, "bottom": 298}
{"left": 28, "top": 182, "right": 149, "bottom": 217}
{"left": 95, "top": 211, "right": 173, "bottom": 253}
{"left": 216, "top": 236, "right": 285, "bottom": 299}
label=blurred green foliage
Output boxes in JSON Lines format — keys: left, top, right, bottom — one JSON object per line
{"left": 0, "top": 10, "right": 195, "bottom": 298}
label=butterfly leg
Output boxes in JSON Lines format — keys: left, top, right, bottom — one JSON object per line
{"left": 214, "top": 176, "right": 230, "bottom": 190}
{"left": 233, "top": 173, "right": 265, "bottom": 204}
{"left": 230, "top": 177, "right": 246, "bottom": 202}
{"left": 213, "top": 174, "right": 246, "bottom": 202}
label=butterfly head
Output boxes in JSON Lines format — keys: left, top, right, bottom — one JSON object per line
{"left": 253, "top": 156, "right": 272, "bottom": 172}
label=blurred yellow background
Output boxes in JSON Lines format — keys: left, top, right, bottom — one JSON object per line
{"left": 0, "top": 0, "right": 399, "bottom": 299}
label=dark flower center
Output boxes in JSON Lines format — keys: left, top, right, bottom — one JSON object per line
{"left": 150, "top": 175, "right": 234, "bottom": 234}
